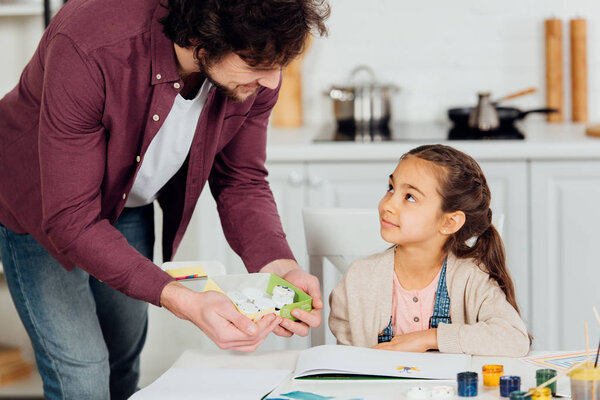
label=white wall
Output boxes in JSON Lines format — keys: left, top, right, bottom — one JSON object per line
{"left": 3, "top": 1, "right": 600, "bottom": 125}
{"left": 302, "top": 0, "right": 600, "bottom": 125}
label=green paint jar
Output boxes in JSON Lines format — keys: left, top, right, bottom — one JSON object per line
{"left": 536, "top": 368, "right": 557, "bottom": 396}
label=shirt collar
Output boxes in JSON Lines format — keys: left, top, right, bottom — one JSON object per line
{"left": 150, "top": 1, "right": 181, "bottom": 85}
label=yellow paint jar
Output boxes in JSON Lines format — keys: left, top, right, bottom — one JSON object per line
{"left": 530, "top": 387, "right": 551, "bottom": 400}
{"left": 482, "top": 364, "right": 504, "bottom": 387}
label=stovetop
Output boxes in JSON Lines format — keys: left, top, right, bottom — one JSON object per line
{"left": 314, "top": 122, "right": 525, "bottom": 142}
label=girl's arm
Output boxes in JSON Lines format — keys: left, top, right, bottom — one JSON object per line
{"left": 329, "top": 275, "right": 353, "bottom": 346}
{"left": 437, "top": 280, "right": 530, "bottom": 357}
{"left": 374, "top": 329, "right": 438, "bottom": 352}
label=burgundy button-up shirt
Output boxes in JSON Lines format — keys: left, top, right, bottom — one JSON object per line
{"left": 0, "top": 0, "right": 294, "bottom": 306}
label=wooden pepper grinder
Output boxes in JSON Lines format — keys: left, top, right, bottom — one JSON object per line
{"left": 570, "top": 18, "right": 587, "bottom": 122}
{"left": 545, "top": 18, "right": 563, "bottom": 122}
{"left": 271, "top": 36, "right": 312, "bottom": 128}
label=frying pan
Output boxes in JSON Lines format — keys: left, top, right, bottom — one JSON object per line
{"left": 448, "top": 106, "right": 557, "bottom": 128}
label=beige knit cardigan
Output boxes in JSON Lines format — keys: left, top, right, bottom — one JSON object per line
{"left": 329, "top": 248, "right": 530, "bottom": 357}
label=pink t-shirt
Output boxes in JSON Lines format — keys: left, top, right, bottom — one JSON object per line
{"left": 391, "top": 269, "right": 441, "bottom": 335}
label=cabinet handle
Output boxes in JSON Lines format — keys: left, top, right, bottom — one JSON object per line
{"left": 308, "top": 176, "right": 323, "bottom": 188}
{"left": 288, "top": 171, "right": 304, "bottom": 186}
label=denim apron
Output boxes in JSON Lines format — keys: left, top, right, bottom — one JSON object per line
{"left": 378, "top": 258, "right": 451, "bottom": 343}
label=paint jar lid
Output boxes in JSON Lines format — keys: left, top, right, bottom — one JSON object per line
{"left": 242, "top": 287, "right": 265, "bottom": 302}
{"left": 500, "top": 375, "right": 521, "bottom": 384}
{"left": 568, "top": 365, "right": 600, "bottom": 380}
{"left": 227, "top": 290, "right": 248, "bottom": 305}
{"left": 530, "top": 387, "right": 551, "bottom": 397}
{"left": 509, "top": 391, "right": 530, "bottom": 400}
{"left": 457, "top": 372, "right": 478, "bottom": 381}
{"left": 483, "top": 364, "right": 504, "bottom": 373}
{"left": 536, "top": 368, "right": 557, "bottom": 378}
{"left": 273, "top": 285, "right": 295, "bottom": 299}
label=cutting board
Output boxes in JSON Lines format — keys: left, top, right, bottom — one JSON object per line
{"left": 271, "top": 36, "right": 312, "bottom": 128}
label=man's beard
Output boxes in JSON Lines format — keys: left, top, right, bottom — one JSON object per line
{"left": 196, "top": 57, "right": 259, "bottom": 103}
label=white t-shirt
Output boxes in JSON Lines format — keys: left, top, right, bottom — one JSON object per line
{"left": 125, "top": 80, "right": 212, "bottom": 208}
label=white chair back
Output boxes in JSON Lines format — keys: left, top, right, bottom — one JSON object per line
{"left": 303, "top": 208, "right": 388, "bottom": 274}
{"left": 303, "top": 208, "right": 388, "bottom": 346}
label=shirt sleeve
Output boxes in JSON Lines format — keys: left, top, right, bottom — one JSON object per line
{"left": 38, "top": 34, "right": 173, "bottom": 306}
{"left": 208, "top": 82, "right": 295, "bottom": 273}
{"left": 436, "top": 276, "right": 530, "bottom": 357}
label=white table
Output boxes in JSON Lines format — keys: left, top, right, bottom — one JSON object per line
{"left": 170, "top": 349, "right": 572, "bottom": 399}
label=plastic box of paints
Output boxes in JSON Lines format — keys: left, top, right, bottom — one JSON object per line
{"left": 204, "top": 273, "right": 312, "bottom": 321}
{"left": 161, "top": 262, "right": 312, "bottom": 322}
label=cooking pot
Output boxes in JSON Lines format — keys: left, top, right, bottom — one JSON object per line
{"left": 326, "top": 66, "right": 399, "bottom": 135}
{"left": 448, "top": 106, "right": 557, "bottom": 128}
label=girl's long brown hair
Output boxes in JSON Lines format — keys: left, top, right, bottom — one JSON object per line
{"left": 403, "top": 144, "right": 521, "bottom": 316}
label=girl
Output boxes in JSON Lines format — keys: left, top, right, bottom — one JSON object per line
{"left": 329, "top": 144, "right": 530, "bottom": 356}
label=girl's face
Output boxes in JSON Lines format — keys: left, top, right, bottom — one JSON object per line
{"left": 378, "top": 156, "right": 446, "bottom": 247}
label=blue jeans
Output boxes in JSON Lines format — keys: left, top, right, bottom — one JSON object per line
{"left": 0, "top": 205, "right": 154, "bottom": 400}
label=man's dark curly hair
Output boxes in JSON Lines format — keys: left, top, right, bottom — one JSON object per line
{"left": 160, "top": 0, "right": 330, "bottom": 67}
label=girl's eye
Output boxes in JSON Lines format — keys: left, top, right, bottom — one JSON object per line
{"left": 387, "top": 184, "right": 394, "bottom": 193}
{"left": 405, "top": 193, "right": 416, "bottom": 203}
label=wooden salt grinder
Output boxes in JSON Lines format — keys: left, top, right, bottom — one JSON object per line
{"left": 545, "top": 18, "right": 563, "bottom": 122}
{"left": 571, "top": 18, "right": 588, "bottom": 122}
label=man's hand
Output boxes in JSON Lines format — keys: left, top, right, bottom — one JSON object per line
{"left": 160, "top": 281, "right": 281, "bottom": 352}
{"left": 260, "top": 259, "right": 323, "bottom": 338}
{"left": 373, "top": 329, "right": 438, "bottom": 352}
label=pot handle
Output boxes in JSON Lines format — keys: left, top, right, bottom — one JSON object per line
{"left": 518, "top": 108, "right": 558, "bottom": 118}
{"left": 349, "top": 65, "right": 377, "bottom": 85}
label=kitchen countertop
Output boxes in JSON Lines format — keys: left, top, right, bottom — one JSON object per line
{"left": 266, "top": 120, "right": 600, "bottom": 162}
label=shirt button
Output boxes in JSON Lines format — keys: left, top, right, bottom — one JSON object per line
{"left": 136, "top": 155, "right": 141, "bottom": 163}
{"left": 152, "top": 114, "right": 160, "bottom": 122}
{"left": 413, "top": 317, "right": 420, "bottom": 323}
{"left": 413, "top": 296, "right": 419, "bottom": 303}
{"left": 174, "top": 82, "right": 181, "bottom": 89}
{"left": 122, "top": 193, "right": 127, "bottom": 200}
{"left": 156, "top": 73, "right": 162, "bottom": 80}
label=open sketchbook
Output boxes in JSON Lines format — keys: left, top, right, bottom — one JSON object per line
{"left": 293, "top": 345, "right": 471, "bottom": 380}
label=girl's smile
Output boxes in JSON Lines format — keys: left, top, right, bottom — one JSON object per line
{"left": 381, "top": 218, "right": 399, "bottom": 228}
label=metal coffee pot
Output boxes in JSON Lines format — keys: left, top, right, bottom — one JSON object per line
{"left": 468, "top": 92, "right": 499, "bottom": 131}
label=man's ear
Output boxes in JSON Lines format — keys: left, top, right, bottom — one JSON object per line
{"left": 439, "top": 211, "right": 465, "bottom": 235}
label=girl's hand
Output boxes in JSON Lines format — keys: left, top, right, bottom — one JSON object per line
{"left": 373, "top": 329, "right": 438, "bottom": 352}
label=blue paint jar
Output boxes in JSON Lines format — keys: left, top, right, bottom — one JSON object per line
{"left": 500, "top": 376, "right": 522, "bottom": 397}
{"left": 457, "top": 372, "right": 478, "bottom": 397}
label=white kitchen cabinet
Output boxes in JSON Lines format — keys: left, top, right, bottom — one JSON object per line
{"left": 530, "top": 161, "right": 600, "bottom": 350}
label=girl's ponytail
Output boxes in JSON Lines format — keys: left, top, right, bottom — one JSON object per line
{"left": 469, "top": 211, "right": 519, "bottom": 314}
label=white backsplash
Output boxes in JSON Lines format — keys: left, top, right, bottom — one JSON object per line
{"left": 1, "top": 0, "right": 599, "bottom": 124}
{"left": 302, "top": 0, "right": 600, "bottom": 125}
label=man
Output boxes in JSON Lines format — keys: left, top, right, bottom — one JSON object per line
{"left": 0, "top": 0, "right": 330, "bottom": 398}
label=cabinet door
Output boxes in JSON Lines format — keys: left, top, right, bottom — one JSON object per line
{"left": 306, "top": 161, "right": 529, "bottom": 344}
{"left": 159, "top": 163, "right": 306, "bottom": 274}
{"left": 478, "top": 162, "right": 530, "bottom": 323}
{"left": 531, "top": 161, "right": 600, "bottom": 350}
